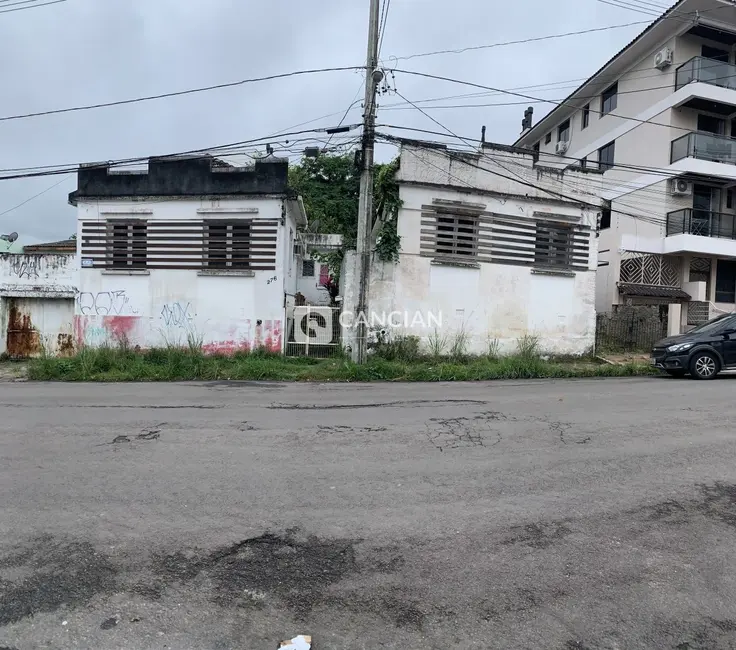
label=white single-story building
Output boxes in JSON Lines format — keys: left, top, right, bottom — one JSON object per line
{"left": 342, "top": 140, "right": 603, "bottom": 356}
{"left": 71, "top": 154, "right": 308, "bottom": 354}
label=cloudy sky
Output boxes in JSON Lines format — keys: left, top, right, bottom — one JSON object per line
{"left": 0, "top": 0, "right": 673, "bottom": 244}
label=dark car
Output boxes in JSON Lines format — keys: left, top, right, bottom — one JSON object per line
{"left": 651, "top": 312, "right": 736, "bottom": 379}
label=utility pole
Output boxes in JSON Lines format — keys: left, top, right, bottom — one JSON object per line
{"left": 353, "top": 0, "right": 382, "bottom": 363}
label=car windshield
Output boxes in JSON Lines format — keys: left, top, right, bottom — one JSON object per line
{"left": 687, "top": 313, "right": 736, "bottom": 335}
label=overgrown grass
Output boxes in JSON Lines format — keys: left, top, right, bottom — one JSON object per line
{"left": 28, "top": 346, "right": 658, "bottom": 382}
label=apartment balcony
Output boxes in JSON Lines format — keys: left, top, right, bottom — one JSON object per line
{"left": 669, "top": 132, "right": 736, "bottom": 180}
{"left": 665, "top": 208, "right": 736, "bottom": 256}
{"left": 676, "top": 57, "right": 736, "bottom": 92}
{"left": 674, "top": 57, "right": 736, "bottom": 116}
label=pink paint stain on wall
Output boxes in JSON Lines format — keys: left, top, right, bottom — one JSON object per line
{"left": 106, "top": 316, "right": 139, "bottom": 343}
{"left": 263, "top": 319, "right": 283, "bottom": 352}
{"left": 73, "top": 315, "right": 86, "bottom": 346}
{"left": 73, "top": 315, "right": 142, "bottom": 348}
{"left": 201, "top": 340, "right": 251, "bottom": 356}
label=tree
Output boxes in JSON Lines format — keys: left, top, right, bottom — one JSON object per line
{"left": 288, "top": 153, "right": 360, "bottom": 248}
{"left": 288, "top": 152, "right": 402, "bottom": 275}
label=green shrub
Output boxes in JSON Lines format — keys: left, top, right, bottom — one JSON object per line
{"left": 372, "top": 334, "right": 421, "bottom": 362}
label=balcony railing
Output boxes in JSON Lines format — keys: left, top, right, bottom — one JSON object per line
{"left": 666, "top": 208, "right": 736, "bottom": 239}
{"left": 670, "top": 131, "right": 736, "bottom": 165}
{"left": 676, "top": 56, "right": 736, "bottom": 91}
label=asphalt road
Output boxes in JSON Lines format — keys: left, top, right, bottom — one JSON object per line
{"left": 2, "top": 377, "right": 736, "bottom": 649}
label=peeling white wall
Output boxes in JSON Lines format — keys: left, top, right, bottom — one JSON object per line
{"left": 0, "top": 253, "right": 77, "bottom": 293}
{"left": 364, "top": 146, "right": 600, "bottom": 356}
{"left": 0, "top": 253, "right": 78, "bottom": 357}
{"left": 75, "top": 197, "right": 296, "bottom": 353}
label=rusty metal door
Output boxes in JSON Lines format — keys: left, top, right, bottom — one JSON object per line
{"left": 4, "top": 297, "right": 74, "bottom": 359}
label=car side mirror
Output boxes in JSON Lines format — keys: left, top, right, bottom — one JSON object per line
{"left": 722, "top": 328, "right": 736, "bottom": 337}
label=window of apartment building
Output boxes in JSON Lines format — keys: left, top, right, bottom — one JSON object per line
{"left": 601, "top": 82, "right": 618, "bottom": 115}
{"left": 697, "top": 113, "right": 726, "bottom": 135}
{"left": 728, "top": 189, "right": 734, "bottom": 210}
{"left": 204, "top": 220, "right": 251, "bottom": 269}
{"left": 108, "top": 220, "right": 147, "bottom": 269}
{"left": 557, "top": 119, "right": 570, "bottom": 142}
{"left": 545, "top": 132, "right": 552, "bottom": 144}
{"left": 535, "top": 223, "right": 575, "bottom": 268}
{"left": 716, "top": 259, "right": 736, "bottom": 302}
{"left": 581, "top": 104, "right": 590, "bottom": 130}
{"left": 702, "top": 45, "right": 729, "bottom": 63}
{"left": 434, "top": 213, "right": 478, "bottom": 259}
{"left": 599, "top": 207, "right": 611, "bottom": 230}
{"left": 302, "top": 259, "right": 315, "bottom": 277}
{"left": 598, "top": 141, "right": 615, "bottom": 172}
{"left": 533, "top": 141, "right": 540, "bottom": 152}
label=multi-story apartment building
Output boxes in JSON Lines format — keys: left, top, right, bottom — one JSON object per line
{"left": 515, "top": 0, "right": 736, "bottom": 334}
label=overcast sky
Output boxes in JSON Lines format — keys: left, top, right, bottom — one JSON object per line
{"left": 0, "top": 0, "right": 673, "bottom": 244}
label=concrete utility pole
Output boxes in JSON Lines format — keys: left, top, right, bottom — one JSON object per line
{"left": 353, "top": 0, "right": 382, "bottom": 364}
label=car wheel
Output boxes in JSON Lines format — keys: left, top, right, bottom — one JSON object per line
{"left": 665, "top": 370, "right": 686, "bottom": 378}
{"left": 689, "top": 351, "right": 720, "bottom": 380}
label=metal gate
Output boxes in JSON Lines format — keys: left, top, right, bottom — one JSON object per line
{"left": 285, "top": 306, "right": 342, "bottom": 357}
{"left": 3, "top": 297, "right": 74, "bottom": 358}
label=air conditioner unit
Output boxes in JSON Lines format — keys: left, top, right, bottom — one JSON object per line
{"left": 654, "top": 48, "right": 673, "bottom": 70}
{"left": 671, "top": 178, "right": 692, "bottom": 196}
{"left": 555, "top": 141, "right": 569, "bottom": 154}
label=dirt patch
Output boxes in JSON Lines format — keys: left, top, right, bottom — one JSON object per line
{"left": 0, "top": 536, "right": 118, "bottom": 628}
{"left": 0, "top": 362, "right": 27, "bottom": 381}
{"left": 501, "top": 522, "right": 573, "bottom": 549}
{"left": 153, "top": 532, "right": 359, "bottom": 616}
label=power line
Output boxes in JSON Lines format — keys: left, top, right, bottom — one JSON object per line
{"left": 0, "top": 124, "right": 362, "bottom": 181}
{"left": 322, "top": 83, "right": 364, "bottom": 152}
{"left": 0, "top": 65, "right": 365, "bottom": 123}
{"left": 376, "top": 124, "right": 681, "bottom": 178}
{"left": 385, "top": 90, "right": 629, "bottom": 223}
{"left": 376, "top": 132, "right": 671, "bottom": 227}
{"left": 596, "top": 0, "right": 662, "bottom": 18}
{"left": 391, "top": 67, "right": 713, "bottom": 135}
{"left": 0, "top": 0, "right": 65, "bottom": 14}
{"left": 389, "top": 2, "right": 726, "bottom": 64}
{"left": 378, "top": 0, "right": 391, "bottom": 56}
{"left": 379, "top": 71, "right": 705, "bottom": 111}
{"left": 0, "top": 174, "right": 72, "bottom": 219}
{"left": 391, "top": 20, "right": 653, "bottom": 62}
{"left": 377, "top": 59, "right": 712, "bottom": 113}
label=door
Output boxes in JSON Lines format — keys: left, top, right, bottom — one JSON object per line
{"left": 692, "top": 185, "right": 716, "bottom": 235}
{"left": 4, "top": 297, "right": 74, "bottom": 359}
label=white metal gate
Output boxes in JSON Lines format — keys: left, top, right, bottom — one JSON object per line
{"left": 286, "top": 306, "right": 341, "bottom": 357}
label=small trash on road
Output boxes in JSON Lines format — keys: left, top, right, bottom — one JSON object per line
{"left": 279, "top": 634, "right": 311, "bottom": 649}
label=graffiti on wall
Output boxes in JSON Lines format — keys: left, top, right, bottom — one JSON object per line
{"left": 160, "top": 302, "right": 194, "bottom": 328}
{"left": 9, "top": 256, "right": 40, "bottom": 279}
{"left": 77, "top": 290, "right": 138, "bottom": 316}
{"left": 73, "top": 310, "right": 282, "bottom": 355}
